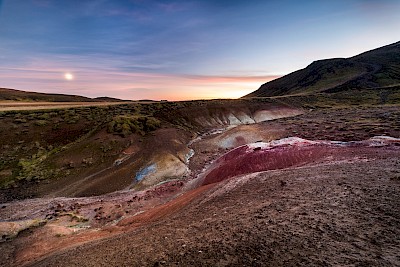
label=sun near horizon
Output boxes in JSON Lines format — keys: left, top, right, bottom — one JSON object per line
{"left": 64, "top": 73, "right": 74, "bottom": 81}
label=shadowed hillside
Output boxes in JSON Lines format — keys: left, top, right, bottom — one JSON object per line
{"left": 0, "top": 88, "right": 125, "bottom": 102}
{"left": 244, "top": 41, "right": 400, "bottom": 97}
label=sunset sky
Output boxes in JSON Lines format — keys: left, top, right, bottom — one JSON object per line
{"left": 0, "top": 0, "right": 399, "bottom": 100}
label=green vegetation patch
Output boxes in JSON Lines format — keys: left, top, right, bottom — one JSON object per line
{"left": 0, "top": 145, "right": 63, "bottom": 188}
{"left": 16, "top": 149, "right": 54, "bottom": 183}
{"left": 34, "top": 120, "right": 47, "bottom": 126}
{"left": 107, "top": 115, "right": 161, "bottom": 137}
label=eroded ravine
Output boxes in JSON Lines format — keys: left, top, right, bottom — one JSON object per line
{"left": 1, "top": 134, "right": 399, "bottom": 266}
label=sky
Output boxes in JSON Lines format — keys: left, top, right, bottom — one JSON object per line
{"left": 0, "top": 0, "right": 399, "bottom": 101}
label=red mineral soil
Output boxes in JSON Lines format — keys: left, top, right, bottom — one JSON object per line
{"left": 1, "top": 136, "right": 399, "bottom": 266}
{"left": 195, "top": 137, "right": 400, "bottom": 186}
{"left": 0, "top": 179, "right": 192, "bottom": 266}
{"left": 11, "top": 183, "right": 215, "bottom": 266}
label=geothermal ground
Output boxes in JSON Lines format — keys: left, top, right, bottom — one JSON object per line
{"left": 0, "top": 102, "right": 399, "bottom": 266}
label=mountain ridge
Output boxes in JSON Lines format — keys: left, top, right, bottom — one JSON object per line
{"left": 244, "top": 41, "right": 400, "bottom": 97}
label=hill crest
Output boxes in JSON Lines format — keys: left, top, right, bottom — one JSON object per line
{"left": 0, "top": 88, "right": 126, "bottom": 102}
{"left": 244, "top": 41, "right": 400, "bottom": 97}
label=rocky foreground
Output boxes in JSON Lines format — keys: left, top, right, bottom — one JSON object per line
{"left": 0, "top": 136, "right": 399, "bottom": 266}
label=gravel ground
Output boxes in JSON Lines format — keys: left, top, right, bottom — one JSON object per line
{"left": 21, "top": 147, "right": 400, "bottom": 267}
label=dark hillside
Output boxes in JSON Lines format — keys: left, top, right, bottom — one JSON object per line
{"left": 244, "top": 41, "right": 400, "bottom": 97}
{"left": 0, "top": 88, "right": 126, "bottom": 102}
{"left": 0, "top": 88, "right": 94, "bottom": 102}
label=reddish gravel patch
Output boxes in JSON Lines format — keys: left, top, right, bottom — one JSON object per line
{"left": 117, "top": 184, "right": 215, "bottom": 227}
{"left": 200, "top": 137, "right": 400, "bottom": 186}
{"left": 201, "top": 142, "right": 331, "bottom": 185}
{"left": 1, "top": 183, "right": 214, "bottom": 267}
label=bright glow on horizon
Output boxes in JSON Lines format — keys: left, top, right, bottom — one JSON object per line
{"left": 64, "top": 73, "right": 74, "bottom": 81}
